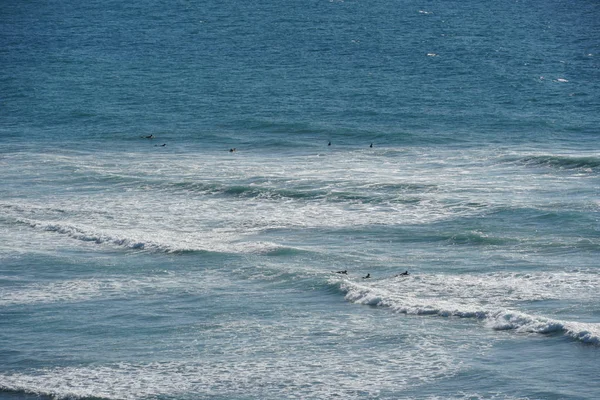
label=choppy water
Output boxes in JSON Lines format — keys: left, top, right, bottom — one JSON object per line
{"left": 1, "top": 0, "right": 600, "bottom": 399}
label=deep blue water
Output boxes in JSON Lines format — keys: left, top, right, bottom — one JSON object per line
{"left": 1, "top": 0, "right": 600, "bottom": 399}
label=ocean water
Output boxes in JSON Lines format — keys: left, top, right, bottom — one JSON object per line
{"left": 1, "top": 0, "right": 600, "bottom": 399}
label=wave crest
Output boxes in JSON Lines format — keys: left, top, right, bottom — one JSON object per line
{"left": 338, "top": 276, "right": 600, "bottom": 345}
{"left": 17, "top": 219, "right": 157, "bottom": 252}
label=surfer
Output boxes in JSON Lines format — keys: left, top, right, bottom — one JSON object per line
{"left": 335, "top": 270, "right": 348, "bottom": 274}
{"left": 141, "top": 134, "right": 154, "bottom": 139}
{"left": 395, "top": 271, "right": 409, "bottom": 277}
{"left": 363, "top": 273, "right": 370, "bottom": 279}
{"left": 328, "top": 141, "right": 331, "bottom": 146}
{"left": 370, "top": 143, "right": 373, "bottom": 148}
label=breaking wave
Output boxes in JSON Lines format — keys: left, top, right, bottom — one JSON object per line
{"left": 336, "top": 273, "right": 600, "bottom": 346}
{"left": 9, "top": 216, "right": 306, "bottom": 256}
{"left": 15, "top": 218, "right": 163, "bottom": 252}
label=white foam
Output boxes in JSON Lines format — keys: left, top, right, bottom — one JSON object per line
{"left": 2, "top": 183, "right": 472, "bottom": 255}
{"left": 484, "top": 310, "right": 600, "bottom": 344}
{"left": 336, "top": 271, "right": 600, "bottom": 345}
{"left": 0, "top": 343, "right": 460, "bottom": 399}
{"left": 4, "top": 147, "right": 523, "bottom": 240}
{"left": 9, "top": 146, "right": 587, "bottom": 261}
{"left": 0, "top": 273, "right": 235, "bottom": 307}
{"left": 0, "top": 279, "right": 128, "bottom": 306}
{"left": 17, "top": 218, "right": 149, "bottom": 250}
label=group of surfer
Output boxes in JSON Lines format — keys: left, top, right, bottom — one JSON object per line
{"left": 334, "top": 270, "right": 409, "bottom": 279}
{"left": 141, "top": 136, "right": 375, "bottom": 152}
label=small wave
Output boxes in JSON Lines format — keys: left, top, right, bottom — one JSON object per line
{"left": 17, "top": 219, "right": 154, "bottom": 251}
{"left": 11, "top": 218, "right": 199, "bottom": 254}
{"left": 486, "top": 311, "right": 600, "bottom": 345}
{"left": 222, "top": 185, "right": 327, "bottom": 200}
{"left": 518, "top": 155, "right": 600, "bottom": 171}
{"left": 11, "top": 216, "right": 313, "bottom": 256}
{"left": 166, "top": 180, "right": 435, "bottom": 206}
{"left": 445, "top": 231, "right": 517, "bottom": 246}
{"left": 260, "top": 245, "right": 311, "bottom": 257}
{"left": 337, "top": 274, "right": 600, "bottom": 345}
{"left": 164, "top": 180, "right": 329, "bottom": 201}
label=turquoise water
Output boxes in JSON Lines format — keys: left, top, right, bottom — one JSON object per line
{"left": 1, "top": 0, "right": 600, "bottom": 399}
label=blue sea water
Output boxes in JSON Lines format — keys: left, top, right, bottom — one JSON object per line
{"left": 1, "top": 0, "right": 600, "bottom": 398}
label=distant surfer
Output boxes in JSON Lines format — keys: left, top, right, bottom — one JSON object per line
{"left": 229, "top": 148, "right": 237, "bottom": 152}
{"left": 155, "top": 143, "right": 166, "bottom": 147}
{"left": 370, "top": 143, "right": 373, "bottom": 148}
{"left": 335, "top": 270, "right": 348, "bottom": 274}
{"left": 328, "top": 141, "right": 331, "bottom": 146}
{"left": 363, "top": 273, "right": 370, "bottom": 279}
{"left": 141, "top": 134, "right": 154, "bottom": 139}
{"left": 395, "top": 271, "right": 409, "bottom": 277}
